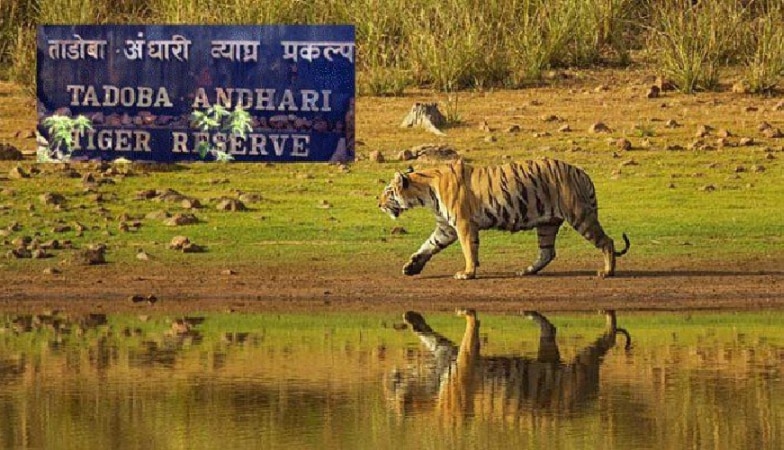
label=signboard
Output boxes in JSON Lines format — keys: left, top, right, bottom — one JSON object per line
{"left": 36, "top": 25, "right": 355, "bottom": 162}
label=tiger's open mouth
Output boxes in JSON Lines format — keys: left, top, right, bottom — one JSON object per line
{"left": 381, "top": 205, "right": 401, "bottom": 219}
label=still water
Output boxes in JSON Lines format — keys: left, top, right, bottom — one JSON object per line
{"left": 0, "top": 310, "right": 782, "bottom": 449}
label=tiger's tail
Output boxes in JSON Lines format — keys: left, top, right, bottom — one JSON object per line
{"left": 614, "top": 233, "right": 631, "bottom": 257}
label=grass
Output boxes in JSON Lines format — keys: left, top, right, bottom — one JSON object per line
{"left": 1, "top": 76, "right": 783, "bottom": 276}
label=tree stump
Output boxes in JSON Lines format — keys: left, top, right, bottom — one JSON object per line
{"left": 400, "top": 103, "right": 447, "bottom": 136}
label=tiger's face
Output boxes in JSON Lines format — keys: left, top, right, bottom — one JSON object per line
{"left": 378, "top": 172, "right": 410, "bottom": 219}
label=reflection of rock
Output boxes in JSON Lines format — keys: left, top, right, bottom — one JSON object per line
{"left": 387, "top": 309, "right": 630, "bottom": 419}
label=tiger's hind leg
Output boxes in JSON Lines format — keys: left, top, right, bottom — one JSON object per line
{"left": 518, "top": 221, "right": 562, "bottom": 276}
{"left": 571, "top": 213, "right": 629, "bottom": 278}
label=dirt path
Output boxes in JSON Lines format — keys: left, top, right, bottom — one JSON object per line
{"left": 2, "top": 257, "right": 782, "bottom": 315}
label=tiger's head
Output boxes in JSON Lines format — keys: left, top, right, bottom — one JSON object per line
{"left": 378, "top": 168, "right": 430, "bottom": 219}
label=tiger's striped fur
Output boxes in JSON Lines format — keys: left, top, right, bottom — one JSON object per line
{"left": 378, "top": 158, "right": 629, "bottom": 279}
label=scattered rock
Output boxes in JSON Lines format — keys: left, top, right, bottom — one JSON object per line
{"left": 181, "top": 198, "right": 202, "bottom": 209}
{"left": 390, "top": 226, "right": 408, "bottom": 235}
{"left": 145, "top": 210, "right": 170, "bottom": 220}
{"left": 751, "top": 164, "right": 765, "bottom": 173}
{"left": 762, "top": 127, "right": 783, "bottom": 139}
{"left": 182, "top": 242, "right": 205, "bottom": 253}
{"left": 699, "top": 184, "right": 717, "bottom": 192}
{"left": 136, "top": 249, "right": 151, "bottom": 260}
{"left": 0, "top": 143, "right": 23, "bottom": 161}
{"left": 655, "top": 76, "right": 676, "bottom": 91}
{"left": 43, "top": 267, "right": 61, "bottom": 275}
{"left": 216, "top": 198, "right": 247, "bottom": 211}
{"left": 665, "top": 119, "right": 681, "bottom": 129}
{"left": 220, "top": 269, "right": 236, "bottom": 276}
{"left": 163, "top": 213, "right": 199, "bottom": 226}
{"left": 540, "top": 114, "right": 560, "bottom": 122}
{"left": 739, "top": 137, "right": 755, "bottom": 146}
{"left": 716, "top": 129, "right": 732, "bottom": 138}
{"left": 505, "top": 124, "right": 521, "bottom": 133}
{"left": 77, "top": 244, "right": 106, "bottom": 265}
{"left": 589, "top": 122, "right": 611, "bottom": 133}
{"left": 168, "top": 236, "right": 191, "bottom": 250}
{"left": 397, "top": 144, "right": 460, "bottom": 162}
{"left": 744, "top": 106, "right": 759, "bottom": 113}
{"left": 645, "top": 85, "right": 660, "bottom": 99}
{"left": 8, "top": 166, "right": 29, "bottom": 179}
{"left": 695, "top": 124, "right": 713, "bottom": 138}
{"left": 774, "top": 100, "right": 784, "bottom": 111}
{"left": 558, "top": 124, "right": 571, "bottom": 133}
{"left": 615, "top": 138, "right": 632, "bottom": 151}
{"left": 368, "top": 150, "right": 385, "bottom": 163}
{"left": 478, "top": 120, "right": 492, "bottom": 132}
{"left": 317, "top": 200, "right": 332, "bottom": 209}
{"left": 758, "top": 121, "right": 772, "bottom": 132}
{"left": 483, "top": 135, "right": 497, "bottom": 143}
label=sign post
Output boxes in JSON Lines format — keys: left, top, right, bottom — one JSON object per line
{"left": 37, "top": 25, "right": 355, "bottom": 163}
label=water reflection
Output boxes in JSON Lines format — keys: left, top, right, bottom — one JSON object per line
{"left": 0, "top": 311, "right": 782, "bottom": 449}
{"left": 387, "top": 309, "right": 631, "bottom": 419}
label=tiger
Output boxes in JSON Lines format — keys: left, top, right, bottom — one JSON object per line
{"left": 386, "top": 309, "right": 631, "bottom": 419}
{"left": 378, "top": 157, "right": 630, "bottom": 279}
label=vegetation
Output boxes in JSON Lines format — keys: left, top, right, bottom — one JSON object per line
{"left": 3, "top": 0, "right": 784, "bottom": 94}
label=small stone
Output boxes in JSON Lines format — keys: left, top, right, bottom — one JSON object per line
{"left": 751, "top": 164, "right": 765, "bottom": 173}
{"left": 478, "top": 120, "right": 492, "bottom": 132}
{"left": 699, "top": 184, "right": 717, "bottom": 192}
{"left": 758, "top": 121, "right": 772, "bottom": 132}
{"left": 43, "top": 267, "right": 61, "bottom": 275}
{"left": 615, "top": 138, "right": 632, "bottom": 151}
{"left": 390, "top": 226, "right": 408, "bottom": 235}
{"left": 77, "top": 245, "right": 106, "bottom": 265}
{"left": 136, "top": 249, "right": 150, "bottom": 260}
{"left": 655, "top": 76, "right": 676, "bottom": 91}
{"left": 168, "top": 236, "right": 190, "bottom": 250}
{"left": 739, "top": 137, "right": 755, "bottom": 146}
{"left": 589, "top": 122, "right": 611, "bottom": 133}
{"left": 762, "top": 128, "right": 783, "bottom": 138}
{"left": 8, "top": 166, "right": 29, "bottom": 179}
{"left": 316, "top": 200, "right": 332, "bottom": 209}
{"left": 773, "top": 100, "right": 784, "bottom": 111}
{"left": 163, "top": 213, "right": 199, "bottom": 226}
{"left": 665, "top": 119, "right": 681, "bottom": 128}
{"left": 646, "top": 85, "right": 660, "bottom": 98}
{"left": 744, "top": 106, "right": 759, "bottom": 113}
{"left": 483, "top": 135, "right": 497, "bottom": 143}
{"left": 368, "top": 150, "right": 385, "bottom": 163}
{"left": 734, "top": 165, "right": 746, "bottom": 173}
{"left": 716, "top": 129, "right": 732, "bottom": 138}
{"left": 181, "top": 198, "right": 202, "bottom": 209}
{"left": 505, "top": 124, "right": 521, "bottom": 133}
{"left": 695, "top": 125, "right": 712, "bottom": 138}
{"left": 558, "top": 124, "right": 571, "bottom": 133}
{"left": 182, "top": 242, "right": 205, "bottom": 253}
{"left": 540, "top": 114, "right": 560, "bottom": 122}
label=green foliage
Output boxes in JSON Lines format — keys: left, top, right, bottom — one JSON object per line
{"left": 644, "top": 0, "right": 748, "bottom": 93}
{"left": 39, "top": 114, "right": 92, "bottom": 162}
{"left": 741, "top": 0, "right": 784, "bottom": 94}
{"left": 190, "top": 105, "right": 253, "bottom": 162}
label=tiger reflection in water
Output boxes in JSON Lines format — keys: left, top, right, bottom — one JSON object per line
{"left": 386, "top": 309, "right": 631, "bottom": 419}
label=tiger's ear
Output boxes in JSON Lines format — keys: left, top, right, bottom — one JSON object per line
{"left": 393, "top": 171, "right": 410, "bottom": 189}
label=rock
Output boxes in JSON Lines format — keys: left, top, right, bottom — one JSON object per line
{"left": 540, "top": 114, "right": 560, "bottom": 122}
{"left": 145, "top": 210, "right": 170, "bottom": 220}
{"left": 716, "top": 129, "right": 732, "bottom": 138}
{"left": 665, "top": 119, "right": 681, "bottom": 128}
{"left": 751, "top": 164, "right": 765, "bottom": 173}
{"left": 390, "top": 226, "right": 408, "bottom": 235}
{"left": 220, "top": 269, "right": 236, "bottom": 276}
{"left": 478, "top": 120, "right": 492, "bottom": 132}
{"left": 558, "top": 124, "right": 571, "bottom": 133}
{"left": 615, "top": 138, "right": 632, "bottom": 151}
{"left": 8, "top": 166, "right": 29, "bottom": 179}
{"left": 646, "top": 85, "right": 660, "bottom": 98}
{"left": 774, "top": 100, "right": 784, "bottom": 111}
{"left": 484, "top": 135, "right": 497, "bottom": 143}
{"left": 0, "top": 143, "right": 23, "bottom": 160}
{"left": 368, "top": 150, "right": 385, "bottom": 163}
{"left": 739, "top": 137, "right": 755, "bottom": 146}
{"left": 655, "top": 76, "right": 676, "bottom": 91}
{"left": 163, "top": 213, "right": 199, "bottom": 226}
{"left": 136, "top": 249, "right": 150, "bottom": 260}
{"left": 699, "top": 184, "right": 717, "bottom": 192}
{"left": 758, "top": 121, "right": 772, "bottom": 132}
{"left": 762, "top": 128, "right": 783, "bottom": 138}
{"left": 400, "top": 102, "right": 447, "bottom": 136}
{"left": 181, "top": 242, "right": 205, "bottom": 253}
{"left": 317, "top": 200, "right": 332, "bottom": 209}
{"left": 77, "top": 244, "right": 106, "bottom": 265}
{"left": 238, "top": 193, "right": 262, "bottom": 204}
{"left": 589, "top": 122, "right": 611, "bottom": 133}
{"left": 216, "top": 198, "right": 247, "bottom": 211}
{"left": 399, "top": 144, "right": 460, "bottom": 162}
{"left": 695, "top": 125, "right": 712, "bottom": 138}
{"left": 180, "top": 198, "right": 202, "bottom": 209}
{"left": 168, "top": 236, "right": 190, "bottom": 250}
{"left": 505, "top": 124, "right": 521, "bottom": 133}
{"left": 43, "top": 267, "right": 61, "bottom": 275}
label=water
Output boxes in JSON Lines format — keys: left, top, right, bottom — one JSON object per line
{"left": 0, "top": 311, "right": 782, "bottom": 449}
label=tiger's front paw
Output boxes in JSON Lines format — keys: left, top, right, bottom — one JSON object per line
{"left": 403, "top": 255, "right": 427, "bottom": 276}
{"left": 454, "top": 271, "right": 476, "bottom": 280}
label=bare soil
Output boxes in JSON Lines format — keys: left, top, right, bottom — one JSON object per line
{"left": 2, "top": 256, "right": 782, "bottom": 315}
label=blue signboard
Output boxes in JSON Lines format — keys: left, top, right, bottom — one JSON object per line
{"left": 37, "top": 25, "right": 355, "bottom": 162}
